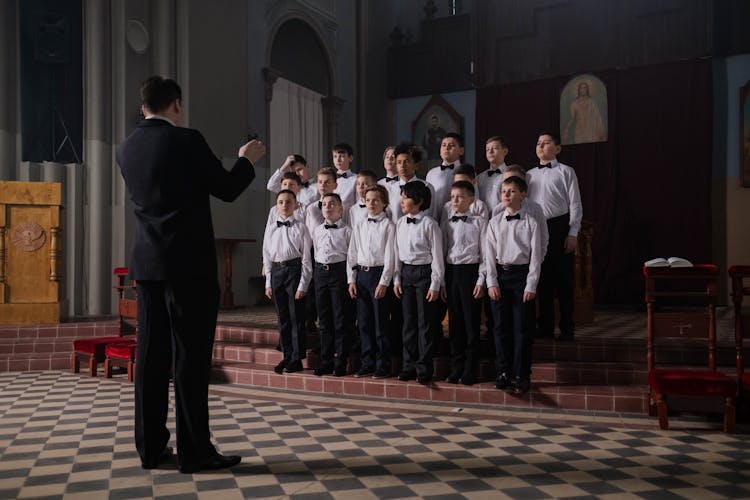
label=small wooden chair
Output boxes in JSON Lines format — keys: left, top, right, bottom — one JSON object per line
{"left": 104, "top": 340, "right": 137, "bottom": 382}
{"left": 645, "top": 264, "right": 737, "bottom": 432}
{"left": 71, "top": 267, "right": 137, "bottom": 376}
{"left": 729, "top": 266, "right": 750, "bottom": 397}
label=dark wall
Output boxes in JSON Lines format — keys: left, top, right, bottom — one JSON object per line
{"left": 270, "top": 19, "right": 330, "bottom": 96}
{"left": 20, "top": 0, "right": 82, "bottom": 163}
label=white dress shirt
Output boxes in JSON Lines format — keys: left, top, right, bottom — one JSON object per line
{"left": 526, "top": 159, "right": 583, "bottom": 237}
{"left": 349, "top": 200, "right": 392, "bottom": 228}
{"left": 306, "top": 200, "right": 351, "bottom": 237}
{"left": 266, "top": 204, "right": 306, "bottom": 228}
{"left": 312, "top": 218, "right": 351, "bottom": 264}
{"left": 393, "top": 212, "right": 444, "bottom": 292}
{"left": 441, "top": 198, "right": 489, "bottom": 223}
{"left": 347, "top": 212, "right": 396, "bottom": 286}
{"left": 476, "top": 162, "right": 507, "bottom": 212}
{"left": 440, "top": 211, "right": 487, "bottom": 286}
{"left": 484, "top": 207, "right": 543, "bottom": 293}
{"left": 334, "top": 170, "right": 357, "bottom": 207}
{"left": 491, "top": 199, "right": 549, "bottom": 259}
{"left": 378, "top": 175, "right": 400, "bottom": 188}
{"left": 425, "top": 159, "right": 461, "bottom": 222}
{"left": 262, "top": 216, "right": 312, "bottom": 292}
{"left": 386, "top": 177, "right": 438, "bottom": 223}
{"left": 266, "top": 168, "right": 318, "bottom": 207}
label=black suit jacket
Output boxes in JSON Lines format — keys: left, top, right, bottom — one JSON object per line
{"left": 116, "top": 118, "right": 255, "bottom": 281}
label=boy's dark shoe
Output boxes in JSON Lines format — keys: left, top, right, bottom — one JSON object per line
{"left": 397, "top": 370, "right": 416, "bottom": 381}
{"left": 283, "top": 360, "right": 304, "bottom": 373}
{"left": 333, "top": 367, "right": 347, "bottom": 377}
{"left": 445, "top": 372, "right": 461, "bottom": 384}
{"left": 314, "top": 365, "right": 333, "bottom": 376}
{"left": 372, "top": 369, "right": 391, "bottom": 379}
{"left": 417, "top": 373, "right": 432, "bottom": 385}
{"left": 141, "top": 446, "right": 173, "bottom": 470}
{"left": 459, "top": 375, "right": 475, "bottom": 386}
{"left": 273, "top": 359, "right": 289, "bottom": 374}
{"left": 495, "top": 373, "right": 510, "bottom": 390}
{"left": 179, "top": 453, "right": 241, "bottom": 474}
{"left": 511, "top": 377, "right": 531, "bottom": 395}
{"left": 354, "top": 366, "right": 374, "bottom": 378}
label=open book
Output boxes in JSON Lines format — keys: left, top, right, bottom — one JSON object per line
{"left": 644, "top": 257, "right": 693, "bottom": 268}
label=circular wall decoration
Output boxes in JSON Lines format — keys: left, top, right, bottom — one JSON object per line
{"left": 11, "top": 222, "right": 46, "bottom": 252}
{"left": 126, "top": 19, "right": 150, "bottom": 54}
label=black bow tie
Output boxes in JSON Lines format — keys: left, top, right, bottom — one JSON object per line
{"left": 359, "top": 204, "right": 365, "bottom": 208}
{"left": 385, "top": 176, "right": 399, "bottom": 182}
{"left": 277, "top": 220, "right": 291, "bottom": 227}
{"left": 337, "top": 172, "right": 348, "bottom": 179}
{"left": 324, "top": 223, "right": 338, "bottom": 229}
{"left": 539, "top": 163, "right": 553, "bottom": 169}
{"left": 505, "top": 213, "right": 521, "bottom": 221}
{"left": 440, "top": 164, "right": 454, "bottom": 171}
{"left": 406, "top": 217, "right": 418, "bottom": 224}
{"left": 451, "top": 215, "right": 468, "bottom": 222}
{"left": 367, "top": 218, "right": 378, "bottom": 223}
{"left": 487, "top": 169, "right": 501, "bottom": 177}
{"left": 301, "top": 181, "right": 310, "bottom": 188}
{"left": 317, "top": 200, "right": 322, "bottom": 209}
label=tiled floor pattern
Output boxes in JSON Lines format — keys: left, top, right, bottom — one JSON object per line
{"left": 3, "top": 371, "right": 750, "bottom": 499}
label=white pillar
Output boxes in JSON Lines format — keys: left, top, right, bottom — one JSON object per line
{"left": 84, "top": 0, "right": 112, "bottom": 315}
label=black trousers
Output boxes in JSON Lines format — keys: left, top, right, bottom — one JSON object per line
{"left": 314, "top": 262, "right": 354, "bottom": 370}
{"left": 446, "top": 263, "right": 482, "bottom": 378}
{"left": 135, "top": 279, "right": 219, "bottom": 469}
{"left": 491, "top": 265, "right": 535, "bottom": 379}
{"left": 400, "top": 263, "right": 436, "bottom": 377}
{"left": 271, "top": 259, "right": 306, "bottom": 362}
{"left": 538, "top": 213, "right": 575, "bottom": 336}
{"left": 355, "top": 266, "right": 391, "bottom": 372}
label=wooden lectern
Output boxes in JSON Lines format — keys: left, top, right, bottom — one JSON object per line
{"left": 0, "top": 181, "right": 63, "bottom": 323}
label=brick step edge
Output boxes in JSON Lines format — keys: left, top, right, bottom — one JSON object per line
{"left": 210, "top": 361, "right": 649, "bottom": 414}
{"left": 1, "top": 353, "right": 71, "bottom": 372}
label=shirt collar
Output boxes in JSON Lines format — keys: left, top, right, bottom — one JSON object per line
{"left": 145, "top": 114, "right": 176, "bottom": 127}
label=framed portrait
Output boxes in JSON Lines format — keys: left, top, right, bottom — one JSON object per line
{"left": 412, "top": 95, "right": 463, "bottom": 170}
{"left": 741, "top": 80, "right": 750, "bottom": 188}
{"left": 560, "top": 74, "right": 608, "bottom": 146}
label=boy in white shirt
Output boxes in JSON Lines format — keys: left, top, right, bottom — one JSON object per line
{"left": 378, "top": 146, "right": 399, "bottom": 186}
{"left": 476, "top": 136, "right": 509, "bottom": 212}
{"left": 267, "top": 154, "right": 317, "bottom": 207}
{"left": 440, "top": 164, "right": 489, "bottom": 222}
{"left": 425, "top": 132, "right": 464, "bottom": 223}
{"left": 332, "top": 143, "right": 357, "bottom": 207}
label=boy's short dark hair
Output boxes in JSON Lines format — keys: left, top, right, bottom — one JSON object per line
{"left": 504, "top": 164, "right": 526, "bottom": 178}
{"left": 322, "top": 192, "right": 342, "bottom": 204}
{"left": 276, "top": 189, "right": 297, "bottom": 201}
{"left": 401, "top": 181, "right": 431, "bottom": 211}
{"left": 357, "top": 169, "right": 378, "bottom": 183}
{"left": 502, "top": 175, "right": 528, "bottom": 193}
{"left": 317, "top": 167, "right": 338, "bottom": 180}
{"left": 291, "top": 154, "right": 307, "bottom": 166}
{"left": 485, "top": 135, "right": 508, "bottom": 148}
{"left": 365, "top": 185, "right": 390, "bottom": 208}
{"left": 332, "top": 143, "right": 354, "bottom": 156}
{"left": 281, "top": 171, "right": 302, "bottom": 185}
{"left": 394, "top": 143, "right": 423, "bottom": 164}
{"left": 140, "top": 76, "right": 181, "bottom": 114}
{"left": 443, "top": 132, "right": 464, "bottom": 147}
{"left": 451, "top": 180, "right": 475, "bottom": 197}
{"left": 454, "top": 164, "right": 476, "bottom": 179}
{"left": 538, "top": 131, "right": 561, "bottom": 145}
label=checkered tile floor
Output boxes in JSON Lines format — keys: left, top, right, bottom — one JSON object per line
{"left": 2, "top": 371, "right": 750, "bottom": 499}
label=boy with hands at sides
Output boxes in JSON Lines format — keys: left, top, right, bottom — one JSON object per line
{"left": 267, "top": 154, "right": 318, "bottom": 207}
{"left": 426, "top": 132, "right": 464, "bottom": 223}
{"left": 350, "top": 170, "right": 390, "bottom": 227}
{"left": 485, "top": 176, "right": 543, "bottom": 395}
{"left": 263, "top": 190, "right": 312, "bottom": 375}
{"left": 476, "top": 136, "right": 510, "bottom": 213}
{"left": 393, "top": 174, "right": 444, "bottom": 386}
{"left": 332, "top": 143, "right": 358, "bottom": 207}
{"left": 265, "top": 172, "right": 306, "bottom": 226}
{"left": 440, "top": 180, "right": 487, "bottom": 386}
{"left": 311, "top": 193, "right": 354, "bottom": 377}
{"left": 440, "top": 164, "right": 489, "bottom": 223}
{"left": 386, "top": 144, "right": 438, "bottom": 223}
{"left": 347, "top": 185, "right": 397, "bottom": 378}
{"left": 378, "top": 146, "right": 399, "bottom": 186}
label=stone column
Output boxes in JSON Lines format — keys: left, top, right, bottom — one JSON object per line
{"left": 0, "top": 0, "right": 18, "bottom": 180}
{"left": 84, "top": 0, "right": 112, "bottom": 315}
{"left": 152, "top": 0, "right": 175, "bottom": 77}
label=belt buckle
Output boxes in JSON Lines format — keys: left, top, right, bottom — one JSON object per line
{"left": 321, "top": 263, "right": 330, "bottom": 271}
{"left": 361, "top": 266, "right": 370, "bottom": 272}
{"left": 501, "top": 264, "right": 511, "bottom": 271}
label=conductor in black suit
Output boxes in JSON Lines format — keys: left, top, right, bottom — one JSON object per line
{"left": 116, "top": 76, "right": 266, "bottom": 473}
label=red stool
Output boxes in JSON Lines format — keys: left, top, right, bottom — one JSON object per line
{"left": 71, "top": 337, "right": 133, "bottom": 377}
{"left": 104, "top": 340, "right": 137, "bottom": 382}
{"left": 645, "top": 264, "right": 736, "bottom": 432}
{"left": 729, "top": 266, "right": 750, "bottom": 394}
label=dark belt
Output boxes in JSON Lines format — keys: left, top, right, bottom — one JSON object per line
{"left": 315, "top": 261, "right": 346, "bottom": 271}
{"left": 356, "top": 265, "right": 384, "bottom": 272}
{"left": 272, "top": 258, "right": 301, "bottom": 269}
{"left": 497, "top": 263, "right": 529, "bottom": 272}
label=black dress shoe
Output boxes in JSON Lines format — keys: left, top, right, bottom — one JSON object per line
{"left": 141, "top": 446, "right": 173, "bottom": 470}
{"left": 459, "top": 375, "right": 475, "bottom": 386}
{"left": 273, "top": 359, "right": 288, "bottom": 374}
{"left": 179, "top": 453, "right": 242, "bottom": 474}
{"left": 445, "top": 372, "right": 461, "bottom": 384}
{"left": 354, "top": 366, "right": 374, "bottom": 378}
{"left": 417, "top": 374, "right": 432, "bottom": 385}
{"left": 495, "top": 373, "right": 510, "bottom": 390}
{"left": 333, "top": 367, "right": 347, "bottom": 377}
{"left": 372, "top": 369, "right": 390, "bottom": 379}
{"left": 283, "top": 360, "right": 304, "bottom": 373}
{"left": 397, "top": 370, "right": 416, "bottom": 381}
{"left": 511, "top": 377, "right": 531, "bottom": 395}
{"left": 314, "top": 366, "right": 333, "bottom": 376}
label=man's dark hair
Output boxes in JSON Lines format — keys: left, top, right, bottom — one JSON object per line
{"left": 332, "top": 143, "right": 354, "bottom": 156}
{"left": 322, "top": 192, "right": 343, "bottom": 204}
{"left": 538, "top": 131, "right": 561, "bottom": 146}
{"left": 281, "top": 171, "right": 302, "bottom": 185}
{"left": 140, "top": 76, "right": 182, "bottom": 114}
{"left": 401, "top": 181, "right": 431, "bottom": 211}
{"left": 394, "top": 143, "right": 423, "bottom": 164}
{"left": 502, "top": 175, "right": 528, "bottom": 193}
{"left": 451, "top": 180, "right": 475, "bottom": 197}
{"left": 292, "top": 154, "right": 307, "bottom": 166}
{"left": 454, "top": 164, "right": 476, "bottom": 179}
{"left": 444, "top": 132, "right": 464, "bottom": 147}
